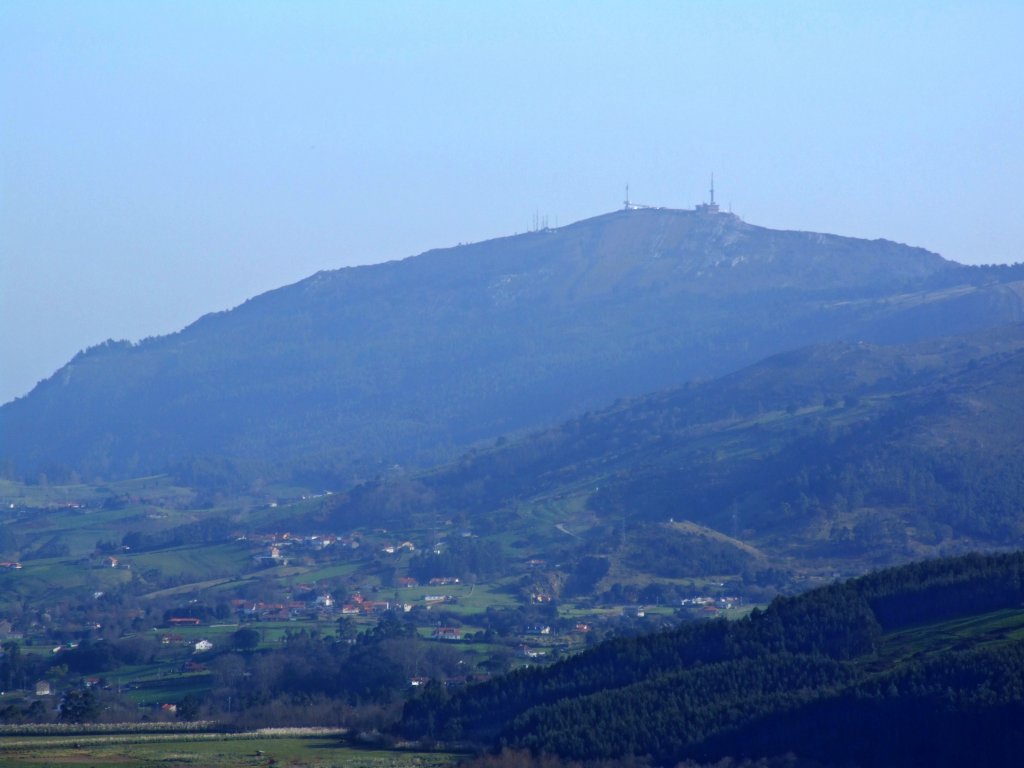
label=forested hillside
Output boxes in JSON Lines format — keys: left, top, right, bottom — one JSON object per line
{"left": 316, "top": 323, "right": 1024, "bottom": 567}
{"left": 3, "top": 208, "right": 1022, "bottom": 484}
{"left": 404, "top": 551, "right": 1024, "bottom": 766}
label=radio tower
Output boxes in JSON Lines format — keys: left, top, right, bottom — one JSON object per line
{"left": 696, "top": 174, "right": 720, "bottom": 214}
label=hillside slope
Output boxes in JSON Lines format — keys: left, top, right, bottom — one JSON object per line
{"left": 3, "top": 208, "right": 1022, "bottom": 482}
{"left": 322, "top": 323, "right": 1024, "bottom": 568}
{"left": 405, "top": 551, "right": 1024, "bottom": 767}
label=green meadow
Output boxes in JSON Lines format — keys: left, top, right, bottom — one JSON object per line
{"left": 0, "top": 728, "right": 463, "bottom": 767}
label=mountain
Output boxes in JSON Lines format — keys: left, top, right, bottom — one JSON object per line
{"left": 3, "top": 207, "right": 1022, "bottom": 482}
{"left": 320, "top": 323, "right": 1024, "bottom": 570}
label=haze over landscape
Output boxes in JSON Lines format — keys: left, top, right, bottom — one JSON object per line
{"left": 3, "top": 1, "right": 1023, "bottom": 403}
{"left": 2, "top": 4, "right": 1024, "bottom": 767}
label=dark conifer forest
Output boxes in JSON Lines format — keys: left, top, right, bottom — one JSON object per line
{"left": 403, "top": 551, "right": 1024, "bottom": 766}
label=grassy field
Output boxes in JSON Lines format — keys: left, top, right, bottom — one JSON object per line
{"left": 130, "top": 542, "right": 254, "bottom": 580}
{"left": 397, "top": 582, "right": 521, "bottom": 617}
{"left": 876, "top": 607, "right": 1024, "bottom": 667}
{"left": 0, "top": 728, "right": 464, "bottom": 767}
{"left": 280, "top": 562, "right": 363, "bottom": 585}
{"left": 0, "top": 556, "right": 133, "bottom": 603}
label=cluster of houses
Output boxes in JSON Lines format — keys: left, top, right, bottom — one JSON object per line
{"left": 340, "top": 593, "right": 410, "bottom": 616}
{"left": 240, "top": 531, "right": 361, "bottom": 566}
{"left": 680, "top": 595, "right": 742, "bottom": 611}
{"left": 520, "top": 646, "right": 548, "bottom": 659}
{"left": 397, "top": 576, "right": 461, "bottom": 587}
{"left": 431, "top": 626, "right": 461, "bottom": 641}
{"left": 381, "top": 540, "right": 416, "bottom": 555}
{"left": 158, "top": 633, "right": 213, "bottom": 653}
{"left": 421, "top": 594, "right": 454, "bottom": 607}
{"left": 230, "top": 593, "right": 337, "bottom": 621}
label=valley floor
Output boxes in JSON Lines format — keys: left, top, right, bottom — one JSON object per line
{"left": 0, "top": 727, "right": 462, "bottom": 768}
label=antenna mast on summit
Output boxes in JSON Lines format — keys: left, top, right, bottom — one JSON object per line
{"left": 695, "top": 174, "right": 720, "bottom": 214}
{"left": 624, "top": 184, "right": 651, "bottom": 211}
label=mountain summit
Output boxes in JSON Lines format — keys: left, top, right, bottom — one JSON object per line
{"left": 3, "top": 208, "right": 1022, "bottom": 482}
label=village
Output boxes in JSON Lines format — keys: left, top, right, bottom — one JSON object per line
{"left": 0, "top": 484, "right": 755, "bottom": 723}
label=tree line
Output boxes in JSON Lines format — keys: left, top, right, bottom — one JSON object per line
{"left": 402, "top": 550, "right": 1024, "bottom": 765}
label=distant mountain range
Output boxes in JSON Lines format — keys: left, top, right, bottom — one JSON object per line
{"left": 3, "top": 207, "right": 1022, "bottom": 483}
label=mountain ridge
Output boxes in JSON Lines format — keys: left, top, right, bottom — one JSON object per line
{"left": 3, "top": 208, "right": 1022, "bottom": 482}
{"left": 315, "top": 322, "right": 1024, "bottom": 572}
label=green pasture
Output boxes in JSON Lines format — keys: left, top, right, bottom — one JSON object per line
{"left": 399, "top": 581, "right": 520, "bottom": 616}
{"left": 243, "top": 620, "right": 333, "bottom": 645}
{"left": 0, "top": 729, "right": 463, "bottom": 767}
{"left": 147, "top": 622, "right": 241, "bottom": 647}
{"left": 0, "top": 475, "right": 195, "bottom": 510}
{"left": 876, "top": 607, "right": 1024, "bottom": 667}
{"left": 7, "top": 507, "right": 142, "bottom": 557}
{"left": 279, "top": 560, "right": 363, "bottom": 585}
{"left": 141, "top": 574, "right": 262, "bottom": 600}
{"left": 130, "top": 542, "right": 252, "bottom": 580}
{"left": 0, "top": 557, "right": 132, "bottom": 606}
{"left": 120, "top": 673, "right": 213, "bottom": 707}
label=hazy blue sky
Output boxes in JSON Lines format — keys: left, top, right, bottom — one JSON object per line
{"left": 2, "top": 1, "right": 1022, "bottom": 403}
